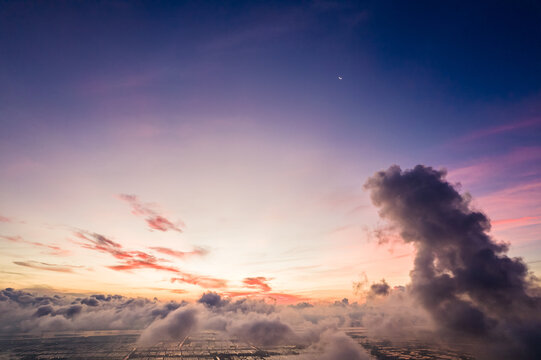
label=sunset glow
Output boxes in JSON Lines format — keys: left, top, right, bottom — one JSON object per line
{"left": 1, "top": 2, "right": 541, "bottom": 359}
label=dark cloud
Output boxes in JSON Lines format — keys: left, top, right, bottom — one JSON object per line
{"left": 55, "top": 305, "right": 83, "bottom": 319}
{"left": 197, "top": 292, "right": 228, "bottom": 308}
{"left": 366, "top": 165, "right": 541, "bottom": 359}
{"left": 196, "top": 292, "right": 277, "bottom": 315}
{"left": 0, "top": 288, "right": 185, "bottom": 334}
{"left": 0, "top": 288, "right": 61, "bottom": 307}
{"left": 290, "top": 302, "right": 314, "bottom": 309}
{"left": 233, "top": 319, "right": 295, "bottom": 347}
{"left": 81, "top": 298, "right": 99, "bottom": 306}
{"left": 118, "top": 194, "right": 184, "bottom": 233}
{"left": 369, "top": 280, "right": 390, "bottom": 297}
{"left": 225, "top": 298, "right": 276, "bottom": 315}
{"left": 34, "top": 305, "right": 54, "bottom": 317}
{"left": 35, "top": 305, "right": 83, "bottom": 319}
{"left": 91, "top": 294, "right": 124, "bottom": 301}
{"left": 150, "top": 302, "right": 183, "bottom": 319}
{"left": 332, "top": 298, "right": 350, "bottom": 307}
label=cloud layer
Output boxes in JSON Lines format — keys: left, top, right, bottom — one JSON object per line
{"left": 0, "top": 288, "right": 374, "bottom": 358}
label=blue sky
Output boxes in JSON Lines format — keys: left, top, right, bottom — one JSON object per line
{"left": 0, "top": 0, "right": 540, "bottom": 299}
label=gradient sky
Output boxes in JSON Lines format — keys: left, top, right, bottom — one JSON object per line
{"left": 1, "top": 0, "right": 540, "bottom": 302}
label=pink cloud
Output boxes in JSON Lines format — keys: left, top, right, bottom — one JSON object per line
{"left": 242, "top": 277, "right": 272, "bottom": 292}
{"left": 107, "top": 261, "right": 180, "bottom": 273}
{"left": 0, "top": 215, "right": 13, "bottom": 223}
{"left": 74, "top": 231, "right": 124, "bottom": 258}
{"left": 171, "top": 275, "right": 228, "bottom": 289}
{"left": 219, "top": 276, "right": 310, "bottom": 304}
{"left": 28, "top": 242, "right": 70, "bottom": 256}
{"left": 447, "top": 146, "right": 541, "bottom": 187}
{"left": 118, "top": 194, "right": 185, "bottom": 233}
{"left": 453, "top": 118, "right": 541, "bottom": 143}
{"left": 170, "top": 289, "right": 188, "bottom": 294}
{"left": 74, "top": 231, "right": 179, "bottom": 273}
{"left": 146, "top": 216, "right": 182, "bottom": 232}
{"left": 0, "top": 215, "right": 25, "bottom": 224}
{"left": 479, "top": 181, "right": 541, "bottom": 222}
{"left": 0, "top": 235, "right": 23, "bottom": 242}
{"left": 492, "top": 216, "right": 541, "bottom": 229}
{"left": 74, "top": 231, "right": 222, "bottom": 286}
{"left": 444, "top": 146, "right": 541, "bottom": 244}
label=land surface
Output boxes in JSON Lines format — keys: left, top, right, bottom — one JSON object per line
{"left": 0, "top": 328, "right": 475, "bottom": 360}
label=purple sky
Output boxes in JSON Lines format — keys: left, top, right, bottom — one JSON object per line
{"left": 0, "top": 0, "right": 540, "bottom": 300}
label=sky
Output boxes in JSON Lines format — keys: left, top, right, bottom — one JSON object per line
{"left": 1, "top": 0, "right": 540, "bottom": 302}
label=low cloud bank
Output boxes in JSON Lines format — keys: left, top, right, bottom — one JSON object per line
{"left": 302, "top": 331, "right": 370, "bottom": 360}
{"left": 0, "top": 288, "right": 186, "bottom": 333}
{"left": 137, "top": 306, "right": 198, "bottom": 346}
{"left": 1, "top": 288, "right": 378, "bottom": 358}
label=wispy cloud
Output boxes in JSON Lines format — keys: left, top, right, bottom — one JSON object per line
{"left": 169, "top": 289, "right": 188, "bottom": 294}
{"left": 447, "top": 146, "right": 541, "bottom": 187}
{"left": 145, "top": 287, "right": 187, "bottom": 295}
{"left": 171, "top": 275, "right": 228, "bottom": 289}
{"left": 13, "top": 261, "right": 81, "bottom": 273}
{"left": 491, "top": 216, "right": 541, "bottom": 229}
{"left": 149, "top": 246, "right": 208, "bottom": 259}
{"left": 74, "top": 231, "right": 179, "bottom": 273}
{"left": 242, "top": 277, "right": 272, "bottom": 292}
{"left": 118, "top": 194, "right": 185, "bottom": 233}
{"left": 0, "top": 215, "right": 25, "bottom": 224}
{"left": 107, "top": 261, "right": 180, "bottom": 273}
{"left": 74, "top": 231, "right": 223, "bottom": 289}
{"left": 445, "top": 146, "right": 541, "bottom": 237}
{"left": 479, "top": 181, "right": 541, "bottom": 232}
{"left": 81, "top": 69, "right": 167, "bottom": 95}
{"left": 0, "top": 215, "right": 13, "bottom": 223}
{"left": 453, "top": 118, "right": 541, "bottom": 144}
{"left": 74, "top": 231, "right": 123, "bottom": 257}
{"left": 1, "top": 235, "right": 70, "bottom": 256}
{"left": 216, "top": 275, "right": 310, "bottom": 304}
